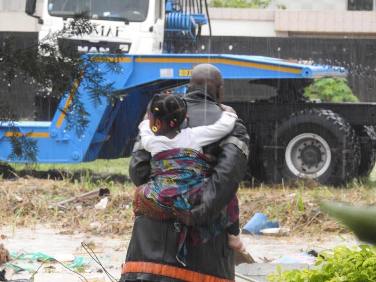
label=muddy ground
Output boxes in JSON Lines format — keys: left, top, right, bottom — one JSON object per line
{"left": 0, "top": 176, "right": 373, "bottom": 281}
{"left": 0, "top": 225, "right": 358, "bottom": 282}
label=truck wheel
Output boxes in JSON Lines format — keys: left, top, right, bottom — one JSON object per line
{"left": 263, "top": 108, "right": 360, "bottom": 186}
{"left": 356, "top": 126, "right": 376, "bottom": 178}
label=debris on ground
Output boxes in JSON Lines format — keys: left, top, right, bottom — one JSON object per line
{"left": 0, "top": 178, "right": 134, "bottom": 235}
{"left": 260, "top": 227, "right": 290, "bottom": 237}
{"left": 52, "top": 188, "right": 110, "bottom": 210}
{"left": 235, "top": 250, "right": 256, "bottom": 266}
{"left": 273, "top": 252, "right": 316, "bottom": 264}
{"left": 236, "top": 185, "right": 370, "bottom": 235}
{"left": 89, "top": 222, "right": 102, "bottom": 232}
{"left": 242, "top": 213, "right": 279, "bottom": 235}
{"left": 0, "top": 244, "right": 10, "bottom": 265}
{"left": 0, "top": 226, "right": 127, "bottom": 282}
{"left": 1, "top": 250, "right": 89, "bottom": 282}
{"left": 94, "top": 197, "right": 109, "bottom": 210}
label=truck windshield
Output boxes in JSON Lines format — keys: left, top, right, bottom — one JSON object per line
{"left": 47, "top": 0, "right": 149, "bottom": 22}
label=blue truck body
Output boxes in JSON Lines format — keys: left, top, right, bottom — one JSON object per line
{"left": 0, "top": 53, "right": 346, "bottom": 163}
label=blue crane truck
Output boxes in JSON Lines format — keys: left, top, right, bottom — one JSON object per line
{"left": 1, "top": 0, "right": 375, "bottom": 186}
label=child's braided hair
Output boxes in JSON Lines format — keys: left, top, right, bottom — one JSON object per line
{"left": 149, "top": 93, "right": 187, "bottom": 130}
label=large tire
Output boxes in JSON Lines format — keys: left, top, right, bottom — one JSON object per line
{"left": 356, "top": 125, "right": 376, "bottom": 178}
{"left": 262, "top": 108, "right": 360, "bottom": 186}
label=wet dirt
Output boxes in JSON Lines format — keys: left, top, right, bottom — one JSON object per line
{"left": 0, "top": 225, "right": 358, "bottom": 282}
{"left": 0, "top": 225, "right": 130, "bottom": 281}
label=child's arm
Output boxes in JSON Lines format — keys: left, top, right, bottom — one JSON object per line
{"left": 190, "top": 110, "right": 238, "bottom": 148}
{"left": 138, "top": 119, "right": 155, "bottom": 152}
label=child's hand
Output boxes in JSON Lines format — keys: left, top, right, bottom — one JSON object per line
{"left": 220, "top": 104, "right": 236, "bottom": 114}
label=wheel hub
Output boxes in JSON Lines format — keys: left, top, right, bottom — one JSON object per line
{"left": 301, "top": 146, "right": 321, "bottom": 166}
{"left": 285, "top": 134, "right": 331, "bottom": 178}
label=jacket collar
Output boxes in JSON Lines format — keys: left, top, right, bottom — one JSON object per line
{"left": 185, "top": 87, "right": 217, "bottom": 103}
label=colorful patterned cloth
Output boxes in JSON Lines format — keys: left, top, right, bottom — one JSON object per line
{"left": 133, "top": 148, "right": 239, "bottom": 266}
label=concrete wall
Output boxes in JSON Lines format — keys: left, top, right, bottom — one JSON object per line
{"left": 201, "top": 9, "right": 276, "bottom": 36}
{"left": 270, "top": 0, "right": 347, "bottom": 11}
{"left": 0, "top": 0, "right": 24, "bottom": 11}
{"left": 202, "top": 7, "right": 376, "bottom": 37}
{"left": 209, "top": 0, "right": 374, "bottom": 11}
{"left": 275, "top": 10, "right": 376, "bottom": 35}
{"left": 0, "top": 0, "right": 41, "bottom": 32}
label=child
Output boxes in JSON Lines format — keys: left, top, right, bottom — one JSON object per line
{"left": 133, "top": 93, "right": 253, "bottom": 265}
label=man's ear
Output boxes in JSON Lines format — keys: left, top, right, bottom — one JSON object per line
{"left": 217, "top": 84, "right": 224, "bottom": 102}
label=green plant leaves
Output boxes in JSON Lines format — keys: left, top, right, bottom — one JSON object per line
{"left": 269, "top": 245, "right": 376, "bottom": 282}
{"left": 304, "top": 78, "right": 358, "bottom": 103}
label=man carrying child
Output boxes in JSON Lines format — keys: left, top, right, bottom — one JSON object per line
{"left": 121, "top": 64, "right": 251, "bottom": 282}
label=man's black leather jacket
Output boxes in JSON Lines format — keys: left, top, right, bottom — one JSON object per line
{"left": 120, "top": 90, "right": 250, "bottom": 282}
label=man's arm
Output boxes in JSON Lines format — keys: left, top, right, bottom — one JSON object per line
{"left": 189, "top": 119, "right": 250, "bottom": 225}
{"left": 129, "top": 135, "right": 152, "bottom": 186}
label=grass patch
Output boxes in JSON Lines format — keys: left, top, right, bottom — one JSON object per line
{"left": 238, "top": 179, "right": 376, "bottom": 235}
{"left": 0, "top": 178, "right": 135, "bottom": 235}
{"left": 1, "top": 177, "right": 376, "bottom": 236}
{"left": 10, "top": 158, "right": 130, "bottom": 176}
{"left": 1, "top": 162, "right": 376, "bottom": 236}
{"left": 2, "top": 158, "right": 131, "bottom": 184}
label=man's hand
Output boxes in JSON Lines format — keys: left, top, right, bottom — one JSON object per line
{"left": 173, "top": 209, "right": 194, "bottom": 226}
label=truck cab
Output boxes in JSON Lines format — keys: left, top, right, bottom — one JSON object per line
{"left": 26, "top": 0, "right": 165, "bottom": 55}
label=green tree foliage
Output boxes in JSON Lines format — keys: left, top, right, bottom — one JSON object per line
{"left": 269, "top": 245, "right": 376, "bottom": 282}
{"left": 210, "top": 0, "right": 271, "bottom": 8}
{"left": 0, "top": 16, "right": 120, "bottom": 163}
{"left": 9, "top": 135, "right": 38, "bottom": 163}
{"left": 304, "top": 77, "right": 358, "bottom": 102}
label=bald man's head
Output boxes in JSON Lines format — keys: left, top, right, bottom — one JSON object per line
{"left": 189, "top": 64, "right": 224, "bottom": 102}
